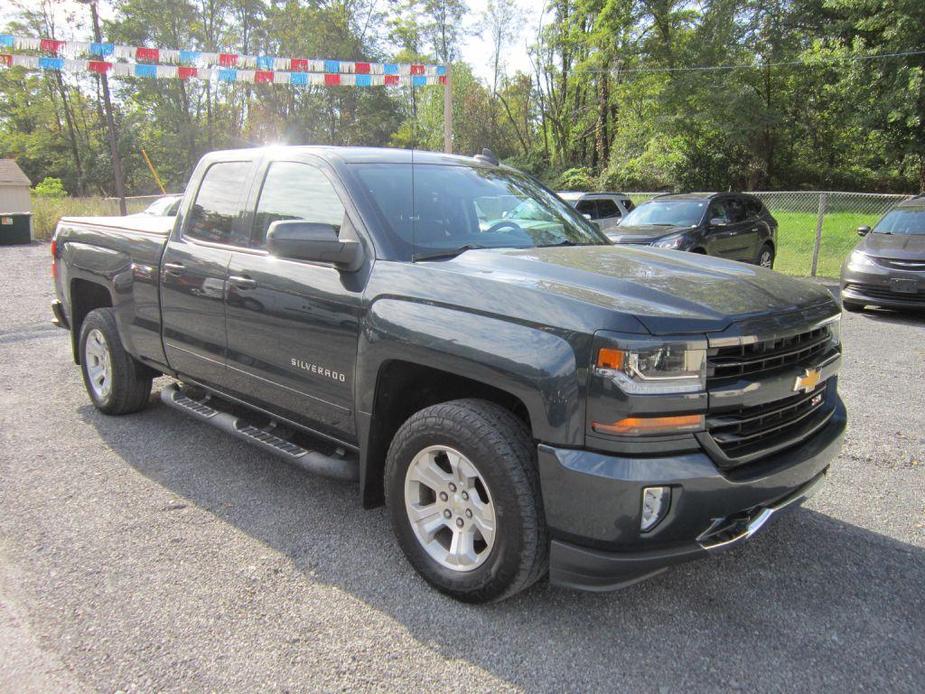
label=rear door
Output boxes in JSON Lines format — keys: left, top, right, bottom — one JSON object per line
{"left": 728, "top": 195, "right": 761, "bottom": 260}
{"left": 594, "top": 198, "right": 623, "bottom": 232}
{"left": 159, "top": 158, "right": 256, "bottom": 387}
{"left": 223, "top": 158, "right": 364, "bottom": 442}
{"left": 706, "top": 197, "right": 748, "bottom": 259}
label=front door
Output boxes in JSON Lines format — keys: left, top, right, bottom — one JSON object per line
{"left": 159, "top": 159, "right": 255, "bottom": 387}
{"left": 224, "top": 160, "right": 364, "bottom": 442}
{"left": 705, "top": 198, "right": 744, "bottom": 259}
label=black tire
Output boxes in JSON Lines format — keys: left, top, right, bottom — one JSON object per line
{"left": 385, "top": 399, "right": 548, "bottom": 603}
{"left": 691, "top": 248, "right": 707, "bottom": 255}
{"left": 756, "top": 243, "right": 775, "bottom": 269}
{"left": 842, "top": 300, "right": 865, "bottom": 313}
{"left": 79, "top": 308, "right": 152, "bottom": 415}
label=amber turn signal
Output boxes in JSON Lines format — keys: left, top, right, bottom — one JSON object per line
{"left": 592, "top": 414, "right": 704, "bottom": 436}
{"left": 596, "top": 347, "right": 625, "bottom": 370}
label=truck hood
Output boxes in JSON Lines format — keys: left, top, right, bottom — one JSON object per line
{"left": 607, "top": 224, "right": 688, "bottom": 244}
{"left": 431, "top": 245, "right": 836, "bottom": 334}
{"left": 859, "top": 232, "right": 925, "bottom": 260}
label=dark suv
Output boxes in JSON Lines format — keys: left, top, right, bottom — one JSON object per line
{"left": 607, "top": 193, "right": 778, "bottom": 268}
{"left": 840, "top": 194, "right": 925, "bottom": 311}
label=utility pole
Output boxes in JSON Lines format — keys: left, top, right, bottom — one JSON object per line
{"left": 443, "top": 67, "right": 453, "bottom": 154}
{"left": 81, "top": 0, "right": 127, "bottom": 214}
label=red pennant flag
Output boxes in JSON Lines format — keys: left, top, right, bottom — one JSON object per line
{"left": 324, "top": 73, "right": 341, "bottom": 86}
{"left": 384, "top": 74, "right": 399, "bottom": 86}
{"left": 219, "top": 53, "right": 238, "bottom": 67}
{"left": 0, "top": 54, "right": 11, "bottom": 67}
{"left": 290, "top": 58, "right": 308, "bottom": 71}
{"left": 40, "top": 38, "right": 64, "bottom": 54}
{"left": 255, "top": 70, "right": 273, "bottom": 83}
{"left": 178, "top": 66, "right": 197, "bottom": 80}
{"left": 136, "top": 47, "right": 159, "bottom": 62}
{"left": 410, "top": 64, "right": 425, "bottom": 75}
{"left": 88, "top": 60, "right": 112, "bottom": 74}
{"left": 354, "top": 62, "right": 370, "bottom": 74}
{"left": 439, "top": 75, "right": 447, "bottom": 85}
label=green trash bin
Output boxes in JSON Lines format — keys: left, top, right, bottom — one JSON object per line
{"left": 0, "top": 212, "right": 32, "bottom": 245}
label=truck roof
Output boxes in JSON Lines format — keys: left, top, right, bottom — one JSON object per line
{"left": 203, "top": 145, "right": 489, "bottom": 167}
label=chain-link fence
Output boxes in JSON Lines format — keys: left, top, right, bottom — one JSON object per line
{"left": 626, "top": 191, "right": 913, "bottom": 277}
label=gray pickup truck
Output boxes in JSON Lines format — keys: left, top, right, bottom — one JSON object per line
{"left": 51, "top": 146, "right": 846, "bottom": 602}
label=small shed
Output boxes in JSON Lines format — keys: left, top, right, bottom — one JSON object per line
{"left": 0, "top": 159, "right": 33, "bottom": 244}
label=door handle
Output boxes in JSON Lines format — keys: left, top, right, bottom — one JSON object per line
{"left": 163, "top": 261, "right": 185, "bottom": 276}
{"left": 228, "top": 274, "right": 257, "bottom": 290}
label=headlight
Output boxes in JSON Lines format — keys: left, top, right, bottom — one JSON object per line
{"left": 827, "top": 314, "right": 841, "bottom": 345}
{"left": 595, "top": 339, "right": 706, "bottom": 394}
{"left": 848, "top": 250, "right": 876, "bottom": 268}
{"left": 652, "top": 234, "right": 684, "bottom": 249}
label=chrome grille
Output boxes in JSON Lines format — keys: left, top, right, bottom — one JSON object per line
{"left": 872, "top": 257, "right": 925, "bottom": 272}
{"left": 707, "top": 382, "right": 831, "bottom": 465}
{"left": 707, "top": 326, "right": 833, "bottom": 384}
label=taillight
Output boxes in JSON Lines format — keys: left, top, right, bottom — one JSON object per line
{"left": 50, "top": 239, "right": 58, "bottom": 278}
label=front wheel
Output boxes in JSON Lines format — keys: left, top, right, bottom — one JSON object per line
{"left": 385, "top": 399, "right": 548, "bottom": 603}
{"left": 757, "top": 244, "right": 775, "bottom": 269}
{"left": 79, "top": 308, "right": 152, "bottom": 415}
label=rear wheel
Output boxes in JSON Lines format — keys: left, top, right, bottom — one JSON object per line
{"left": 79, "top": 308, "right": 152, "bottom": 415}
{"left": 385, "top": 399, "right": 547, "bottom": 603}
{"left": 757, "top": 243, "right": 775, "bottom": 269}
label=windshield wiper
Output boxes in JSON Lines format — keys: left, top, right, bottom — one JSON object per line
{"left": 412, "top": 244, "right": 488, "bottom": 262}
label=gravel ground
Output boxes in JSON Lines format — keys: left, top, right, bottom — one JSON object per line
{"left": 1, "top": 242, "right": 923, "bottom": 693}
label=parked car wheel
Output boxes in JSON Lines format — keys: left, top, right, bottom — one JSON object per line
{"left": 79, "top": 308, "right": 153, "bottom": 415}
{"left": 757, "top": 244, "right": 775, "bottom": 269}
{"left": 842, "top": 300, "right": 865, "bottom": 313}
{"left": 385, "top": 399, "right": 547, "bottom": 603}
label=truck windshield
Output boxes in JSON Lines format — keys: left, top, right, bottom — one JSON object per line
{"left": 352, "top": 163, "right": 609, "bottom": 259}
{"left": 874, "top": 208, "right": 925, "bottom": 235}
{"left": 621, "top": 200, "right": 706, "bottom": 227}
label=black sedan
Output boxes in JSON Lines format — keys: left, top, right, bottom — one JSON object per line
{"left": 606, "top": 192, "right": 778, "bottom": 268}
{"left": 840, "top": 194, "right": 925, "bottom": 312}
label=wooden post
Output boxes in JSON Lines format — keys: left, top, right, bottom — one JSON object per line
{"left": 443, "top": 67, "right": 453, "bottom": 154}
{"left": 811, "top": 192, "right": 827, "bottom": 277}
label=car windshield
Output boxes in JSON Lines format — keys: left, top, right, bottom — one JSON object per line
{"left": 352, "top": 164, "right": 609, "bottom": 259}
{"left": 621, "top": 200, "right": 706, "bottom": 227}
{"left": 874, "top": 208, "right": 925, "bottom": 235}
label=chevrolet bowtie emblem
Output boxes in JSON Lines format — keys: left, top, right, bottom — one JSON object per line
{"left": 794, "top": 368, "right": 822, "bottom": 393}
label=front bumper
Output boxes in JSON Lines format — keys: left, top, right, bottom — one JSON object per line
{"left": 539, "top": 398, "right": 846, "bottom": 591}
{"left": 841, "top": 264, "right": 925, "bottom": 309}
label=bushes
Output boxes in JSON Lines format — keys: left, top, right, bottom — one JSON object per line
{"left": 555, "top": 167, "right": 595, "bottom": 191}
{"left": 32, "top": 177, "right": 68, "bottom": 198}
{"left": 30, "top": 196, "right": 147, "bottom": 240}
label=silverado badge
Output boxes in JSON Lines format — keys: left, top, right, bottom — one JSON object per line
{"left": 793, "top": 367, "right": 822, "bottom": 393}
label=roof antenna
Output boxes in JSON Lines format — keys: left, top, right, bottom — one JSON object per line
{"left": 474, "top": 147, "right": 498, "bottom": 166}
{"left": 410, "top": 80, "right": 418, "bottom": 261}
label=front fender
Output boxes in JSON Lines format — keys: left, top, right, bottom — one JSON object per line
{"left": 357, "top": 299, "right": 587, "bottom": 446}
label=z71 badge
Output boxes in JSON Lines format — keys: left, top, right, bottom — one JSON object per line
{"left": 291, "top": 358, "right": 347, "bottom": 383}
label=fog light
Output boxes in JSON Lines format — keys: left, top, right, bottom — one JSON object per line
{"left": 641, "top": 486, "right": 670, "bottom": 532}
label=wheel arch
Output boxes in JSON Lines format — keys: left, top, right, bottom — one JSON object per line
{"left": 69, "top": 278, "right": 113, "bottom": 364}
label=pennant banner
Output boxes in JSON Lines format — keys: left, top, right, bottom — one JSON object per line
{"left": 0, "top": 34, "right": 447, "bottom": 78}
{"left": 0, "top": 53, "right": 447, "bottom": 87}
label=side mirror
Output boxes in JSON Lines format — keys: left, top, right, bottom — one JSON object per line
{"left": 857, "top": 225, "right": 871, "bottom": 237}
{"left": 266, "top": 220, "right": 362, "bottom": 271}
{"left": 709, "top": 218, "right": 726, "bottom": 227}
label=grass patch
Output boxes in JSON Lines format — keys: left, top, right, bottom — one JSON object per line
{"left": 30, "top": 196, "right": 149, "bottom": 241}
{"left": 773, "top": 211, "right": 877, "bottom": 278}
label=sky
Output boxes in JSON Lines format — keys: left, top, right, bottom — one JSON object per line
{"left": 0, "top": 0, "right": 537, "bottom": 85}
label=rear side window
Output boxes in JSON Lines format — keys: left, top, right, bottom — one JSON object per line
{"left": 745, "top": 198, "right": 763, "bottom": 218}
{"left": 575, "top": 199, "right": 598, "bottom": 219}
{"left": 185, "top": 161, "right": 254, "bottom": 246}
{"left": 622, "top": 199, "right": 635, "bottom": 212}
{"left": 253, "top": 162, "right": 345, "bottom": 246}
{"left": 596, "top": 199, "right": 620, "bottom": 218}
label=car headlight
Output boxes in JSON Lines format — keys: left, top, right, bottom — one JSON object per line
{"left": 594, "top": 339, "right": 706, "bottom": 394}
{"left": 848, "top": 250, "right": 876, "bottom": 268}
{"left": 827, "top": 314, "right": 841, "bottom": 345}
{"left": 651, "top": 234, "right": 684, "bottom": 249}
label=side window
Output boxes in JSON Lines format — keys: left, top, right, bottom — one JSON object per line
{"left": 253, "top": 162, "right": 346, "bottom": 245}
{"left": 622, "top": 199, "right": 635, "bottom": 212}
{"left": 726, "top": 198, "right": 747, "bottom": 223}
{"left": 575, "top": 199, "right": 598, "bottom": 219}
{"left": 185, "top": 161, "right": 253, "bottom": 246}
{"left": 597, "top": 199, "right": 620, "bottom": 218}
{"left": 745, "top": 198, "right": 763, "bottom": 219}
{"left": 708, "top": 200, "right": 729, "bottom": 224}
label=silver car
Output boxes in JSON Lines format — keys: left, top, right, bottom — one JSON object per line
{"left": 558, "top": 191, "right": 635, "bottom": 233}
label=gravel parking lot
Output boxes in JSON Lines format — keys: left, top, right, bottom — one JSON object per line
{"left": 1, "top": 242, "right": 923, "bottom": 692}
